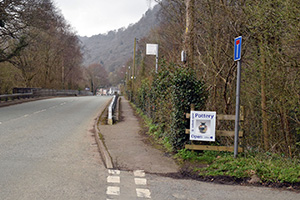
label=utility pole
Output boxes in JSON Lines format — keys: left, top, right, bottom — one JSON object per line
{"left": 184, "top": 0, "right": 195, "bottom": 69}
{"left": 128, "top": 66, "right": 132, "bottom": 101}
{"left": 133, "top": 38, "right": 137, "bottom": 80}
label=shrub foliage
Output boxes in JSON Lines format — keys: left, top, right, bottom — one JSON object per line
{"left": 130, "top": 63, "right": 207, "bottom": 150}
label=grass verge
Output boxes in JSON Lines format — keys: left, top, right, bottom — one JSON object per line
{"left": 176, "top": 149, "right": 300, "bottom": 184}
{"left": 130, "top": 101, "right": 300, "bottom": 190}
{"left": 130, "top": 102, "right": 174, "bottom": 153}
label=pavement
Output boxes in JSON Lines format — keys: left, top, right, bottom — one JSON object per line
{"left": 97, "top": 96, "right": 179, "bottom": 174}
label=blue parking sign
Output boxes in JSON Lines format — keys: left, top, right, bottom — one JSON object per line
{"left": 234, "top": 36, "right": 242, "bottom": 61}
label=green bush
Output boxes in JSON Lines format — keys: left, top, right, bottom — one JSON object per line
{"left": 132, "top": 63, "right": 208, "bottom": 151}
{"left": 170, "top": 67, "right": 207, "bottom": 150}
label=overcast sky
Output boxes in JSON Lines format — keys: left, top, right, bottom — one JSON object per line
{"left": 54, "top": 0, "right": 157, "bottom": 37}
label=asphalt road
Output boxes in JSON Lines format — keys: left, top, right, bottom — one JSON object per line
{"left": 1, "top": 96, "right": 299, "bottom": 200}
{"left": 0, "top": 96, "right": 110, "bottom": 199}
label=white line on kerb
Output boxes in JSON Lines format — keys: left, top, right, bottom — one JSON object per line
{"left": 108, "top": 169, "right": 120, "bottom": 175}
{"left": 134, "top": 170, "right": 145, "bottom": 177}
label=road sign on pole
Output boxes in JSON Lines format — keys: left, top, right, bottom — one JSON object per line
{"left": 234, "top": 36, "right": 242, "bottom": 158}
{"left": 234, "top": 36, "right": 242, "bottom": 61}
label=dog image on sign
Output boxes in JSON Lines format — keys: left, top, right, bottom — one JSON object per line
{"left": 190, "top": 111, "right": 216, "bottom": 141}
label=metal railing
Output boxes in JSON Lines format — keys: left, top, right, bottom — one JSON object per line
{"left": 0, "top": 93, "right": 34, "bottom": 102}
{"left": 0, "top": 88, "right": 93, "bottom": 103}
{"left": 108, "top": 95, "right": 119, "bottom": 125}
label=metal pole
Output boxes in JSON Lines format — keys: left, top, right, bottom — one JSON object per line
{"left": 133, "top": 38, "right": 136, "bottom": 79}
{"left": 155, "top": 54, "right": 158, "bottom": 73}
{"left": 234, "top": 60, "right": 241, "bottom": 158}
{"left": 155, "top": 44, "right": 159, "bottom": 73}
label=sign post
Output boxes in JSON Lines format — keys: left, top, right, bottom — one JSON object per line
{"left": 234, "top": 36, "right": 242, "bottom": 158}
{"left": 146, "top": 44, "right": 159, "bottom": 73}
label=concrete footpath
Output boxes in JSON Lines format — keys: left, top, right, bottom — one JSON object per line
{"left": 98, "top": 97, "right": 179, "bottom": 174}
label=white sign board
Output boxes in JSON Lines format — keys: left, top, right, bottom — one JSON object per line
{"left": 190, "top": 111, "right": 216, "bottom": 141}
{"left": 146, "top": 44, "right": 158, "bottom": 56}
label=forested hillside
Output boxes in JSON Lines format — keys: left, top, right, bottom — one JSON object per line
{"left": 125, "top": 0, "right": 300, "bottom": 157}
{"left": 0, "top": 0, "right": 162, "bottom": 95}
{"left": 79, "top": 4, "right": 161, "bottom": 73}
{"left": 0, "top": 0, "right": 85, "bottom": 93}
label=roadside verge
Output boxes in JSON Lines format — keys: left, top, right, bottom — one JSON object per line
{"left": 98, "top": 97, "right": 179, "bottom": 173}
{"left": 93, "top": 97, "right": 114, "bottom": 169}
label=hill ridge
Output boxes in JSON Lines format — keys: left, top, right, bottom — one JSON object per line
{"left": 79, "top": 4, "right": 161, "bottom": 72}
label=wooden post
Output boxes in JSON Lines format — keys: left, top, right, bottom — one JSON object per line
{"left": 191, "top": 103, "right": 195, "bottom": 111}
{"left": 190, "top": 104, "right": 195, "bottom": 147}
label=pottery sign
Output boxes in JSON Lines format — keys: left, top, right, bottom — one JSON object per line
{"left": 190, "top": 111, "right": 216, "bottom": 141}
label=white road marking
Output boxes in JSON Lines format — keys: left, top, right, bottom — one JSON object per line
{"left": 107, "top": 176, "right": 120, "bottom": 184}
{"left": 33, "top": 109, "right": 46, "bottom": 114}
{"left": 134, "top": 178, "right": 147, "bottom": 185}
{"left": 136, "top": 188, "right": 151, "bottom": 198}
{"left": 134, "top": 170, "right": 145, "bottom": 177}
{"left": 23, "top": 114, "right": 29, "bottom": 117}
{"left": 0, "top": 122, "right": 2, "bottom": 125}
{"left": 106, "top": 186, "right": 120, "bottom": 196}
{"left": 108, "top": 169, "right": 120, "bottom": 175}
{"left": 106, "top": 169, "right": 151, "bottom": 199}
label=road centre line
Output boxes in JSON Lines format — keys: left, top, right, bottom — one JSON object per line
{"left": 33, "top": 109, "right": 46, "bottom": 114}
{"left": 1, "top": 100, "right": 70, "bottom": 124}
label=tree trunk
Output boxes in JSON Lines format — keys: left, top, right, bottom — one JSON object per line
{"left": 184, "top": 0, "right": 195, "bottom": 70}
{"left": 260, "top": 38, "right": 269, "bottom": 151}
